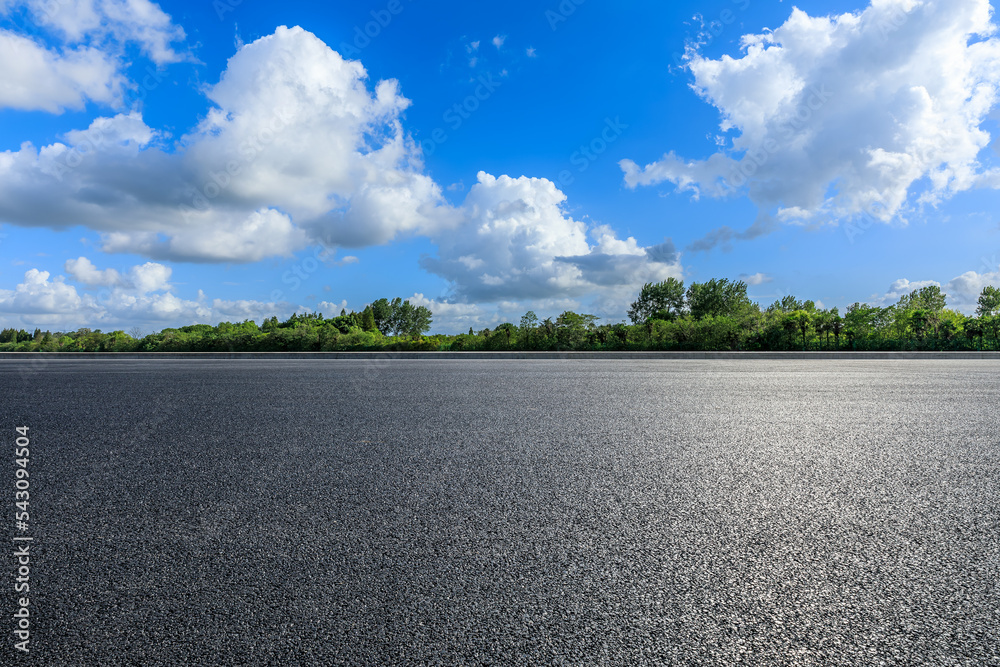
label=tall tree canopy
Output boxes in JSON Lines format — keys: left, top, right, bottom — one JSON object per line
{"left": 628, "top": 278, "right": 686, "bottom": 323}
{"left": 686, "top": 279, "right": 752, "bottom": 320}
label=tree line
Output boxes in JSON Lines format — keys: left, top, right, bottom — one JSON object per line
{"left": 1, "top": 281, "right": 998, "bottom": 353}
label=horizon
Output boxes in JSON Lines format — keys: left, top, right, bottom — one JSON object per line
{"left": 1, "top": 0, "right": 1000, "bottom": 334}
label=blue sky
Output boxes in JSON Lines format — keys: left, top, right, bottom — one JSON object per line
{"left": 1, "top": 0, "right": 999, "bottom": 333}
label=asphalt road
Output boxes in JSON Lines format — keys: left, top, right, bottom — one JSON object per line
{"left": 2, "top": 359, "right": 999, "bottom": 666}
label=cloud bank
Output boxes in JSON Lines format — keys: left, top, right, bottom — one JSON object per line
{"left": 622, "top": 0, "right": 1000, "bottom": 248}
{"left": 0, "top": 25, "right": 682, "bottom": 323}
{"left": 0, "top": 0, "right": 188, "bottom": 112}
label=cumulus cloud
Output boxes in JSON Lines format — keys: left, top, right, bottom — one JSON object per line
{"left": 407, "top": 293, "right": 589, "bottom": 333}
{"left": 128, "top": 261, "right": 171, "bottom": 293}
{"left": 741, "top": 272, "right": 773, "bottom": 286}
{"left": 872, "top": 278, "right": 942, "bottom": 306}
{"left": 64, "top": 256, "right": 172, "bottom": 292}
{"left": 408, "top": 294, "right": 492, "bottom": 332}
{"left": 945, "top": 270, "right": 1000, "bottom": 310}
{"left": 0, "top": 26, "right": 456, "bottom": 262}
{"left": 421, "top": 172, "right": 683, "bottom": 306}
{"left": 1, "top": 26, "right": 681, "bottom": 324}
{"left": 317, "top": 300, "right": 348, "bottom": 316}
{"left": 0, "top": 29, "right": 125, "bottom": 112}
{"left": 869, "top": 272, "right": 1000, "bottom": 312}
{"left": 65, "top": 256, "right": 121, "bottom": 287}
{"left": 0, "top": 269, "right": 89, "bottom": 315}
{"left": 11, "top": 0, "right": 189, "bottom": 65}
{"left": 0, "top": 259, "right": 300, "bottom": 330}
{"left": 0, "top": 0, "right": 187, "bottom": 112}
{"left": 622, "top": 0, "right": 1000, "bottom": 249}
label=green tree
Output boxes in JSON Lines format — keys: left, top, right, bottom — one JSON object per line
{"left": 407, "top": 305, "right": 433, "bottom": 337}
{"left": 769, "top": 295, "right": 804, "bottom": 314}
{"left": 964, "top": 317, "right": 984, "bottom": 350}
{"left": 982, "top": 315, "right": 1000, "bottom": 350}
{"left": 909, "top": 309, "right": 931, "bottom": 345}
{"left": 361, "top": 306, "right": 377, "bottom": 332}
{"left": 554, "top": 311, "right": 598, "bottom": 349}
{"left": 385, "top": 298, "right": 432, "bottom": 337}
{"left": 495, "top": 323, "right": 516, "bottom": 348}
{"left": 898, "top": 285, "right": 947, "bottom": 313}
{"left": 628, "top": 278, "right": 685, "bottom": 323}
{"left": 784, "top": 310, "right": 812, "bottom": 350}
{"left": 519, "top": 311, "right": 539, "bottom": 349}
{"left": 814, "top": 310, "right": 832, "bottom": 349}
{"left": 686, "top": 279, "right": 751, "bottom": 320}
{"left": 830, "top": 309, "right": 843, "bottom": 349}
{"left": 977, "top": 286, "right": 1000, "bottom": 318}
{"left": 370, "top": 298, "right": 393, "bottom": 335}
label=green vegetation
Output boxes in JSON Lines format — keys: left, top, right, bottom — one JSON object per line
{"left": 2, "top": 282, "right": 999, "bottom": 352}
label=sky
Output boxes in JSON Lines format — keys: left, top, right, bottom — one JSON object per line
{"left": 1, "top": 0, "right": 999, "bottom": 334}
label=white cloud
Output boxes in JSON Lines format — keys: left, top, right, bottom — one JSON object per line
{"left": 526, "top": 47, "right": 537, "bottom": 58}
{"left": 0, "top": 0, "right": 188, "bottom": 112}
{"left": 0, "top": 29, "right": 125, "bottom": 112}
{"left": 421, "top": 172, "right": 683, "bottom": 310}
{"left": 0, "top": 269, "right": 89, "bottom": 315}
{"left": 622, "top": 0, "right": 1000, "bottom": 249}
{"left": 65, "top": 256, "right": 172, "bottom": 292}
{"left": 65, "top": 256, "right": 121, "bottom": 286}
{"left": 945, "top": 270, "right": 1000, "bottom": 310}
{"left": 0, "top": 26, "right": 679, "bottom": 326}
{"left": 317, "top": 300, "right": 348, "bottom": 316}
{"left": 408, "top": 293, "right": 591, "bottom": 333}
{"left": 127, "top": 261, "right": 171, "bottom": 293}
{"left": 409, "top": 294, "right": 493, "bottom": 332}
{"left": 0, "top": 260, "right": 300, "bottom": 330}
{"left": 871, "top": 278, "right": 942, "bottom": 306}
{"left": 868, "top": 272, "right": 1000, "bottom": 313}
{"left": 94, "top": 0, "right": 188, "bottom": 65}
{"left": 208, "top": 297, "right": 286, "bottom": 323}
{"left": 16, "top": 0, "right": 188, "bottom": 65}
{"left": 741, "top": 272, "right": 773, "bottom": 286}
{"left": 492, "top": 35, "right": 506, "bottom": 49}
{"left": 0, "top": 26, "right": 456, "bottom": 262}
{"left": 101, "top": 209, "right": 309, "bottom": 263}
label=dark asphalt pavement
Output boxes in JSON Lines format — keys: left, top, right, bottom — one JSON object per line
{"left": 2, "top": 359, "right": 999, "bottom": 665}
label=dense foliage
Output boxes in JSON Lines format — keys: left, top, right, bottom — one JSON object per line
{"left": 2, "top": 283, "right": 999, "bottom": 353}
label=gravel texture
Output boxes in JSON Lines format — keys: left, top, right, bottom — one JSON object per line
{"left": 2, "top": 359, "right": 999, "bottom": 666}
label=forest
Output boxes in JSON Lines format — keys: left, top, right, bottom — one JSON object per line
{"left": 1, "top": 281, "right": 999, "bottom": 353}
